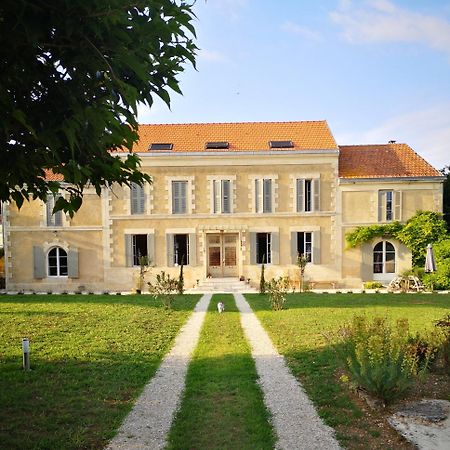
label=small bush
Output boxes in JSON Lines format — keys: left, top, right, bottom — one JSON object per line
{"left": 148, "top": 271, "right": 179, "bottom": 309}
{"left": 265, "top": 277, "right": 290, "bottom": 311}
{"left": 259, "top": 262, "right": 266, "bottom": 295}
{"left": 177, "top": 259, "right": 185, "bottom": 295}
{"left": 435, "top": 314, "right": 450, "bottom": 373}
{"left": 332, "top": 316, "right": 438, "bottom": 405}
{"left": 363, "top": 281, "right": 384, "bottom": 289}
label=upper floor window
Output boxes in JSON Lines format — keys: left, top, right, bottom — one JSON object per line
{"left": 296, "top": 178, "right": 320, "bottom": 213}
{"left": 46, "top": 195, "right": 63, "bottom": 227}
{"left": 212, "top": 179, "right": 231, "bottom": 214}
{"left": 378, "top": 190, "right": 401, "bottom": 222}
{"left": 172, "top": 181, "right": 188, "bottom": 214}
{"left": 48, "top": 247, "right": 68, "bottom": 277}
{"left": 130, "top": 183, "right": 145, "bottom": 215}
{"left": 255, "top": 178, "right": 273, "bottom": 213}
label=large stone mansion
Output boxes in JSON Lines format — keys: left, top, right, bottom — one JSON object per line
{"left": 2, "top": 121, "right": 443, "bottom": 291}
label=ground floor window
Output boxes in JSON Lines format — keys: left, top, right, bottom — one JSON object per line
{"left": 174, "top": 234, "right": 189, "bottom": 265}
{"left": 48, "top": 247, "right": 68, "bottom": 276}
{"left": 256, "top": 232, "right": 271, "bottom": 264}
{"left": 373, "top": 241, "right": 395, "bottom": 274}
{"left": 132, "top": 234, "right": 148, "bottom": 266}
{"left": 297, "top": 232, "right": 312, "bottom": 262}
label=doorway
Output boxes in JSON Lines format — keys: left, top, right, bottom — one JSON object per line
{"left": 207, "top": 233, "right": 238, "bottom": 277}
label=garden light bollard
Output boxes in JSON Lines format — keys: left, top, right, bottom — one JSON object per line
{"left": 22, "top": 338, "right": 30, "bottom": 371}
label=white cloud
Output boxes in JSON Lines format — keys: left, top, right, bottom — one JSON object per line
{"left": 330, "top": 0, "right": 450, "bottom": 58}
{"left": 335, "top": 104, "right": 450, "bottom": 170}
{"left": 281, "top": 21, "right": 323, "bottom": 42}
{"left": 211, "top": 0, "right": 249, "bottom": 21}
{"left": 198, "top": 48, "right": 229, "bottom": 63}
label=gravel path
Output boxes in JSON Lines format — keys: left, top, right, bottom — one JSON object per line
{"left": 106, "top": 294, "right": 212, "bottom": 450}
{"left": 234, "top": 293, "right": 341, "bottom": 450}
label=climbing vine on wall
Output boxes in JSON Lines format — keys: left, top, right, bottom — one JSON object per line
{"left": 346, "top": 222, "right": 403, "bottom": 248}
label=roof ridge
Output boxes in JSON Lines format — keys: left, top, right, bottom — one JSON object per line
{"left": 138, "top": 120, "right": 328, "bottom": 126}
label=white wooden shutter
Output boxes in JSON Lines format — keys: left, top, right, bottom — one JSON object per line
{"left": 131, "top": 183, "right": 144, "bottom": 214}
{"left": 33, "top": 246, "right": 45, "bottom": 279}
{"left": 222, "top": 180, "right": 230, "bottom": 213}
{"left": 296, "top": 179, "right": 304, "bottom": 212}
{"left": 180, "top": 181, "right": 187, "bottom": 213}
{"left": 189, "top": 233, "right": 197, "bottom": 266}
{"left": 312, "top": 230, "right": 321, "bottom": 264}
{"left": 125, "top": 235, "right": 133, "bottom": 267}
{"left": 291, "top": 232, "right": 298, "bottom": 263}
{"left": 147, "top": 234, "right": 155, "bottom": 265}
{"left": 255, "top": 179, "right": 260, "bottom": 212}
{"left": 394, "top": 191, "right": 402, "bottom": 221}
{"left": 378, "top": 191, "right": 384, "bottom": 222}
{"left": 68, "top": 248, "right": 79, "bottom": 278}
{"left": 271, "top": 231, "right": 279, "bottom": 264}
{"left": 167, "top": 234, "right": 174, "bottom": 266}
{"left": 313, "top": 179, "right": 320, "bottom": 212}
{"left": 172, "top": 181, "right": 180, "bottom": 214}
{"left": 213, "top": 180, "right": 220, "bottom": 213}
{"left": 263, "top": 179, "right": 272, "bottom": 213}
{"left": 249, "top": 232, "right": 257, "bottom": 264}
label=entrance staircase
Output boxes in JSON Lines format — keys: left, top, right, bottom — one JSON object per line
{"left": 187, "top": 277, "right": 258, "bottom": 293}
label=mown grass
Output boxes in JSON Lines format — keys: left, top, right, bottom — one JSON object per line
{"left": 167, "top": 294, "right": 275, "bottom": 450}
{"left": 0, "top": 294, "right": 200, "bottom": 450}
{"left": 247, "top": 293, "right": 450, "bottom": 449}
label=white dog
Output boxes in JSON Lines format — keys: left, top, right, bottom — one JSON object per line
{"left": 217, "top": 301, "right": 225, "bottom": 313}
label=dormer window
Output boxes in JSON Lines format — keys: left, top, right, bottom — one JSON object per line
{"left": 269, "top": 140, "right": 294, "bottom": 149}
{"left": 205, "top": 141, "right": 229, "bottom": 150}
{"left": 149, "top": 143, "right": 173, "bottom": 151}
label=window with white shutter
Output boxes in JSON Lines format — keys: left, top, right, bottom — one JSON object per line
{"left": 296, "top": 179, "right": 320, "bottom": 213}
{"left": 254, "top": 178, "right": 274, "bottom": 213}
{"left": 378, "top": 190, "right": 401, "bottom": 222}
{"left": 130, "top": 183, "right": 145, "bottom": 215}
{"left": 172, "top": 181, "right": 187, "bottom": 214}
{"left": 46, "top": 195, "right": 63, "bottom": 226}
{"left": 212, "top": 179, "right": 231, "bottom": 214}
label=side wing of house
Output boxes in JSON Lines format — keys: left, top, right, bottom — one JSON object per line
{"left": 338, "top": 144, "right": 444, "bottom": 287}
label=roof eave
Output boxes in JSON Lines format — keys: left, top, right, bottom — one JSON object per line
{"left": 339, "top": 176, "right": 445, "bottom": 183}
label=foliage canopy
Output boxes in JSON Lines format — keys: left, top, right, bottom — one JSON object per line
{"left": 0, "top": 0, "right": 197, "bottom": 214}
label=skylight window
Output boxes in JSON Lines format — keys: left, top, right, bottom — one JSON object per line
{"left": 205, "top": 141, "right": 229, "bottom": 149}
{"left": 149, "top": 143, "right": 173, "bottom": 151}
{"left": 269, "top": 140, "right": 294, "bottom": 149}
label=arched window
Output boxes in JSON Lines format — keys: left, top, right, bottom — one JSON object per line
{"left": 373, "top": 241, "right": 395, "bottom": 274}
{"left": 48, "top": 247, "right": 68, "bottom": 277}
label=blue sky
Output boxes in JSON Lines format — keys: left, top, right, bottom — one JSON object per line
{"left": 137, "top": 0, "right": 450, "bottom": 170}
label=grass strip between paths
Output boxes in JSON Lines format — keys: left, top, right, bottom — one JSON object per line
{"left": 0, "top": 294, "right": 200, "bottom": 450}
{"left": 167, "top": 294, "right": 275, "bottom": 450}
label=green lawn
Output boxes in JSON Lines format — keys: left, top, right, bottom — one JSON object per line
{"left": 246, "top": 293, "right": 450, "bottom": 450}
{"left": 0, "top": 294, "right": 200, "bottom": 450}
{"left": 167, "top": 294, "right": 275, "bottom": 450}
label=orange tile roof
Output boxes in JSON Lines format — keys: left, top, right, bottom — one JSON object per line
{"left": 339, "top": 144, "right": 441, "bottom": 178}
{"left": 127, "top": 121, "right": 338, "bottom": 152}
{"left": 44, "top": 169, "right": 64, "bottom": 181}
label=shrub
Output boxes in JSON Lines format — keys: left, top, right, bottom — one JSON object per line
{"left": 259, "top": 261, "right": 266, "bottom": 294}
{"left": 265, "top": 276, "right": 290, "bottom": 311}
{"left": 332, "top": 316, "right": 436, "bottom": 405}
{"left": 177, "top": 259, "right": 185, "bottom": 295}
{"left": 147, "top": 271, "right": 179, "bottom": 309}
{"left": 423, "top": 239, "right": 450, "bottom": 290}
{"left": 435, "top": 314, "right": 450, "bottom": 373}
{"left": 363, "top": 281, "right": 383, "bottom": 289}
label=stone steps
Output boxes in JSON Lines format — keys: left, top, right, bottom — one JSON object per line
{"left": 187, "top": 277, "right": 258, "bottom": 293}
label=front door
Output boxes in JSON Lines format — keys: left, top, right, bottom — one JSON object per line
{"left": 207, "top": 233, "right": 238, "bottom": 277}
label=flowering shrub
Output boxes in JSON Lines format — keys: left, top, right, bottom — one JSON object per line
{"left": 147, "top": 271, "right": 179, "bottom": 309}
{"left": 333, "top": 316, "right": 440, "bottom": 405}
{"left": 265, "top": 277, "right": 290, "bottom": 310}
